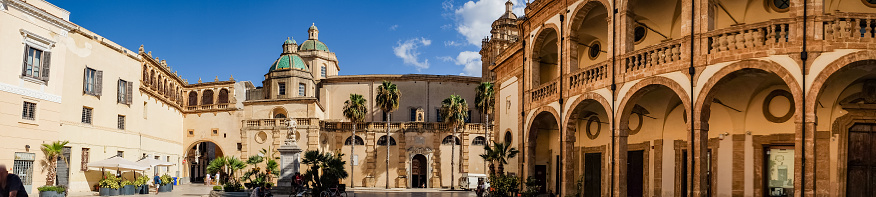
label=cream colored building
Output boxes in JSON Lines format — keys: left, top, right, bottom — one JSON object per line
{"left": 1, "top": 0, "right": 490, "bottom": 192}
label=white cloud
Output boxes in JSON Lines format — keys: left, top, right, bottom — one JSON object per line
{"left": 436, "top": 56, "right": 454, "bottom": 62}
{"left": 454, "top": 51, "right": 482, "bottom": 76}
{"left": 451, "top": 0, "right": 525, "bottom": 46}
{"left": 393, "top": 37, "right": 432, "bottom": 71}
{"left": 444, "top": 40, "right": 465, "bottom": 47}
{"left": 389, "top": 24, "right": 399, "bottom": 31}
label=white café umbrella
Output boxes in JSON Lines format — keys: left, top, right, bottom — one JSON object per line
{"left": 136, "top": 157, "right": 174, "bottom": 175}
{"left": 88, "top": 156, "right": 149, "bottom": 181}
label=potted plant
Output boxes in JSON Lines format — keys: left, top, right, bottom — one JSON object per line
{"left": 120, "top": 180, "right": 135, "bottom": 195}
{"left": 39, "top": 141, "right": 69, "bottom": 197}
{"left": 37, "top": 185, "right": 65, "bottom": 197}
{"left": 134, "top": 175, "right": 149, "bottom": 194}
{"left": 159, "top": 175, "right": 173, "bottom": 192}
{"left": 212, "top": 186, "right": 223, "bottom": 191}
{"left": 98, "top": 172, "right": 121, "bottom": 196}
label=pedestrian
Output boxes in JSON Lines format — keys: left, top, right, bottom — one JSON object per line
{"left": 215, "top": 173, "right": 220, "bottom": 185}
{"left": 204, "top": 174, "right": 211, "bottom": 186}
{"left": 476, "top": 179, "right": 485, "bottom": 197}
{"left": 0, "top": 164, "right": 28, "bottom": 197}
{"left": 153, "top": 172, "right": 161, "bottom": 195}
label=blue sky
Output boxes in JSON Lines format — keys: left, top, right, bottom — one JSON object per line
{"left": 53, "top": 0, "right": 524, "bottom": 84}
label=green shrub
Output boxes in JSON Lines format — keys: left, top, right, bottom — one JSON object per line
{"left": 212, "top": 186, "right": 223, "bottom": 191}
{"left": 520, "top": 176, "right": 541, "bottom": 197}
{"left": 488, "top": 174, "right": 519, "bottom": 197}
{"left": 134, "top": 176, "right": 149, "bottom": 186}
{"left": 159, "top": 174, "right": 172, "bottom": 185}
{"left": 37, "top": 185, "right": 66, "bottom": 194}
{"left": 99, "top": 172, "right": 121, "bottom": 189}
{"left": 121, "top": 180, "right": 134, "bottom": 186}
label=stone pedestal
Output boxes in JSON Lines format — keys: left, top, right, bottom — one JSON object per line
{"left": 277, "top": 142, "right": 302, "bottom": 189}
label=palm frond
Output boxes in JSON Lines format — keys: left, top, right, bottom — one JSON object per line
{"left": 376, "top": 81, "right": 401, "bottom": 113}
{"left": 343, "top": 94, "right": 368, "bottom": 123}
{"left": 475, "top": 82, "right": 495, "bottom": 116}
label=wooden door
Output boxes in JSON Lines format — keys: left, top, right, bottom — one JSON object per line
{"left": 848, "top": 123, "right": 876, "bottom": 197}
{"left": 535, "top": 165, "right": 547, "bottom": 194}
{"left": 628, "top": 150, "right": 644, "bottom": 197}
{"left": 412, "top": 154, "right": 427, "bottom": 188}
{"left": 584, "top": 153, "right": 601, "bottom": 197}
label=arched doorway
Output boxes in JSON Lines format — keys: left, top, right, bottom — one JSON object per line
{"left": 526, "top": 110, "right": 560, "bottom": 195}
{"left": 185, "top": 141, "right": 224, "bottom": 183}
{"left": 411, "top": 154, "right": 427, "bottom": 188}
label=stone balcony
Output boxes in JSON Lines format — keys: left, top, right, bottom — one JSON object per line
{"left": 241, "top": 118, "right": 493, "bottom": 134}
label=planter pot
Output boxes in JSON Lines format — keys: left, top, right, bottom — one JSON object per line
{"left": 159, "top": 184, "right": 171, "bottom": 192}
{"left": 139, "top": 185, "right": 149, "bottom": 194}
{"left": 99, "top": 188, "right": 110, "bottom": 196}
{"left": 108, "top": 188, "right": 119, "bottom": 196}
{"left": 39, "top": 191, "right": 64, "bottom": 197}
{"left": 120, "top": 185, "right": 135, "bottom": 195}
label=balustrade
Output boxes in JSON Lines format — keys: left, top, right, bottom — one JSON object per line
{"left": 824, "top": 13, "right": 876, "bottom": 41}
{"left": 569, "top": 61, "right": 608, "bottom": 89}
{"left": 625, "top": 39, "right": 684, "bottom": 73}
{"left": 531, "top": 80, "right": 557, "bottom": 102}
{"left": 707, "top": 19, "right": 792, "bottom": 54}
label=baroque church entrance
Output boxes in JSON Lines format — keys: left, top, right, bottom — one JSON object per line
{"left": 411, "top": 154, "right": 427, "bottom": 188}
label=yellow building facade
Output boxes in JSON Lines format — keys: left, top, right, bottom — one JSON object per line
{"left": 1, "top": 0, "right": 491, "bottom": 193}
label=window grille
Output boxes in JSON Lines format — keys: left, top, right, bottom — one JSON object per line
{"left": 81, "top": 107, "right": 92, "bottom": 124}
{"left": 22, "top": 101, "right": 35, "bottom": 120}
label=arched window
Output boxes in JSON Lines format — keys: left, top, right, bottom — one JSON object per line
{"left": 274, "top": 114, "right": 286, "bottom": 118}
{"left": 442, "top": 135, "right": 460, "bottom": 145}
{"left": 344, "top": 136, "right": 364, "bottom": 146}
{"left": 472, "top": 136, "right": 486, "bottom": 146}
{"left": 218, "top": 89, "right": 230, "bottom": 104}
{"left": 202, "top": 90, "right": 214, "bottom": 105}
{"left": 188, "top": 91, "right": 198, "bottom": 106}
{"left": 377, "top": 136, "right": 397, "bottom": 146}
{"left": 504, "top": 131, "right": 513, "bottom": 145}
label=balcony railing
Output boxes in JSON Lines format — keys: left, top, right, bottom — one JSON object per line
{"left": 531, "top": 79, "right": 557, "bottom": 102}
{"left": 569, "top": 61, "right": 608, "bottom": 89}
{"left": 243, "top": 118, "right": 317, "bottom": 130}
{"left": 184, "top": 103, "right": 232, "bottom": 112}
{"left": 706, "top": 18, "right": 793, "bottom": 54}
{"left": 320, "top": 121, "right": 492, "bottom": 133}
{"left": 624, "top": 38, "right": 685, "bottom": 73}
{"left": 824, "top": 12, "right": 876, "bottom": 42}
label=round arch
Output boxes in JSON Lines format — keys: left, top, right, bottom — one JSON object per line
{"left": 183, "top": 139, "right": 225, "bottom": 183}
{"left": 807, "top": 51, "right": 876, "bottom": 113}
{"left": 271, "top": 107, "right": 288, "bottom": 119}
{"left": 568, "top": 0, "right": 612, "bottom": 33}
{"left": 617, "top": 76, "right": 691, "bottom": 130}
{"left": 696, "top": 59, "right": 803, "bottom": 125}
{"left": 530, "top": 25, "right": 562, "bottom": 86}
{"left": 563, "top": 92, "right": 613, "bottom": 126}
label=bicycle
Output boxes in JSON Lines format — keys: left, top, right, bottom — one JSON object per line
{"left": 290, "top": 183, "right": 311, "bottom": 197}
{"left": 318, "top": 186, "right": 347, "bottom": 197}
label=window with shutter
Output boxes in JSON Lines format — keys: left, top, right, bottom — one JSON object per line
{"left": 21, "top": 46, "right": 49, "bottom": 82}
{"left": 41, "top": 52, "right": 50, "bottom": 81}
{"left": 117, "top": 80, "right": 126, "bottom": 104}
{"left": 126, "top": 82, "right": 133, "bottom": 105}
{"left": 95, "top": 70, "right": 103, "bottom": 96}
{"left": 84, "top": 68, "right": 96, "bottom": 95}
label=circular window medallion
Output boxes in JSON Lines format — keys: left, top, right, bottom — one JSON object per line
{"left": 586, "top": 116, "right": 601, "bottom": 139}
{"left": 628, "top": 113, "right": 643, "bottom": 135}
{"left": 588, "top": 41, "right": 601, "bottom": 60}
{"left": 255, "top": 131, "right": 269, "bottom": 144}
{"left": 763, "top": 89, "right": 795, "bottom": 123}
{"left": 634, "top": 25, "right": 647, "bottom": 44}
{"left": 865, "top": 0, "right": 876, "bottom": 8}
{"left": 768, "top": 0, "right": 790, "bottom": 12}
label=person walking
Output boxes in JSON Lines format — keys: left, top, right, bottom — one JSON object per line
{"left": 0, "top": 164, "right": 28, "bottom": 197}
{"left": 204, "top": 174, "right": 211, "bottom": 186}
{"left": 153, "top": 172, "right": 161, "bottom": 195}
{"left": 214, "top": 173, "right": 220, "bottom": 185}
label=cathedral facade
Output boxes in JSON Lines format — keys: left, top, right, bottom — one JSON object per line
{"left": 0, "top": 0, "right": 488, "bottom": 193}
{"left": 482, "top": 0, "right": 876, "bottom": 196}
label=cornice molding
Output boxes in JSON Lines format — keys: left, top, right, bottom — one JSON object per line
{"left": 6, "top": 0, "right": 75, "bottom": 31}
{"left": 0, "top": 81, "right": 62, "bottom": 103}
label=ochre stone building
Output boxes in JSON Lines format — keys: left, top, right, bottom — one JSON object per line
{"left": 482, "top": 0, "right": 876, "bottom": 196}
{"left": 1, "top": 0, "right": 489, "bottom": 192}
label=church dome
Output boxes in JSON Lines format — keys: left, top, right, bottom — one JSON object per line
{"left": 269, "top": 54, "right": 307, "bottom": 71}
{"left": 300, "top": 39, "right": 329, "bottom": 52}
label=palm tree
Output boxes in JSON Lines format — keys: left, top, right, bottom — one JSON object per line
{"left": 302, "top": 150, "right": 348, "bottom": 192}
{"left": 440, "top": 94, "right": 468, "bottom": 190}
{"left": 41, "top": 141, "right": 69, "bottom": 186}
{"left": 483, "top": 141, "right": 518, "bottom": 175}
{"left": 342, "top": 93, "right": 367, "bottom": 188}
{"left": 375, "top": 80, "right": 400, "bottom": 189}
{"left": 207, "top": 156, "right": 246, "bottom": 185}
{"left": 475, "top": 82, "right": 494, "bottom": 175}
{"left": 479, "top": 146, "right": 498, "bottom": 176}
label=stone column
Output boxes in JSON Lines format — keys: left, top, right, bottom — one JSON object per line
{"left": 561, "top": 119, "right": 577, "bottom": 196}
{"left": 612, "top": 128, "right": 629, "bottom": 197}
{"left": 692, "top": 121, "right": 708, "bottom": 197}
